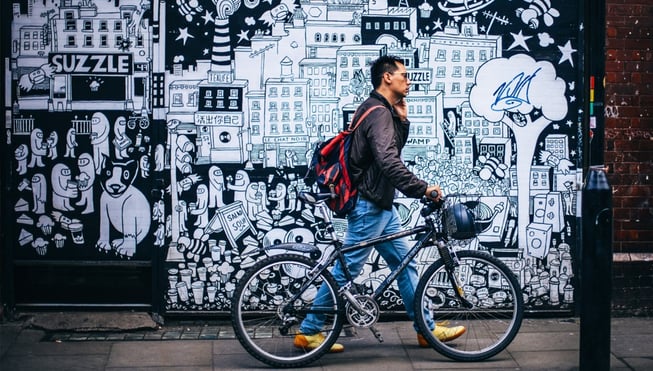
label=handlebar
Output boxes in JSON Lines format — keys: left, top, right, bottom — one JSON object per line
{"left": 420, "top": 193, "right": 445, "bottom": 217}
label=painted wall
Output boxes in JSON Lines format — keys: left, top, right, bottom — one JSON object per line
{"left": 6, "top": 0, "right": 583, "bottom": 313}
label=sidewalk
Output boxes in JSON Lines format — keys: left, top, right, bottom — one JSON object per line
{"left": 1, "top": 313, "right": 652, "bottom": 370}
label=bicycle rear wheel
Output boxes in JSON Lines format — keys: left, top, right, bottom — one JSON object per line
{"left": 231, "top": 253, "right": 344, "bottom": 368}
{"left": 414, "top": 250, "right": 524, "bottom": 361}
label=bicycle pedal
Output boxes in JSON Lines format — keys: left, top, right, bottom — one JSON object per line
{"left": 369, "top": 326, "right": 383, "bottom": 343}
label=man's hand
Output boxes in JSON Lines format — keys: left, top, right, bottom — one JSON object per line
{"left": 393, "top": 98, "right": 408, "bottom": 122}
{"left": 425, "top": 185, "right": 442, "bottom": 201}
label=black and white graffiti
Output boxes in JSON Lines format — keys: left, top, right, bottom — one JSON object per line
{"left": 8, "top": 0, "right": 582, "bottom": 312}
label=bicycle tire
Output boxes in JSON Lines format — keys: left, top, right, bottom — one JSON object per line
{"left": 414, "top": 250, "right": 524, "bottom": 361}
{"left": 231, "top": 253, "right": 345, "bottom": 368}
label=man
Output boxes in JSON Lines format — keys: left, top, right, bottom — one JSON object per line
{"left": 294, "top": 56, "right": 466, "bottom": 352}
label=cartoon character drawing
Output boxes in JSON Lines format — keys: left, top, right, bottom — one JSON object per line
{"left": 208, "top": 165, "right": 225, "bottom": 208}
{"left": 176, "top": 0, "right": 203, "bottom": 22}
{"left": 28, "top": 129, "right": 47, "bottom": 168}
{"left": 269, "top": 182, "right": 287, "bottom": 211}
{"left": 175, "top": 174, "right": 202, "bottom": 195}
{"left": 189, "top": 184, "right": 209, "bottom": 228}
{"left": 46, "top": 131, "right": 58, "bottom": 160}
{"left": 96, "top": 159, "right": 151, "bottom": 257}
{"left": 284, "top": 150, "right": 298, "bottom": 168}
{"left": 76, "top": 153, "right": 95, "bottom": 214}
{"left": 176, "top": 200, "right": 189, "bottom": 235}
{"left": 258, "top": 181, "right": 269, "bottom": 208}
{"left": 153, "top": 199, "right": 165, "bottom": 224}
{"left": 227, "top": 169, "right": 250, "bottom": 205}
{"left": 91, "top": 112, "right": 110, "bottom": 175}
{"left": 31, "top": 173, "right": 47, "bottom": 214}
{"left": 154, "top": 144, "right": 166, "bottom": 171}
{"left": 516, "top": 0, "right": 560, "bottom": 29}
{"left": 139, "top": 155, "right": 150, "bottom": 178}
{"left": 287, "top": 184, "right": 298, "bottom": 211}
{"left": 113, "top": 116, "right": 131, "bottom": 160}
{"left": 177, "top": 229, "right": 209, "bottom": 262}
{"left": 175, "top": 134, "right": 194, "bottom": 174}
{"left": 18, "top": 64, "right": 55, "bottom": 92}
{"left": 15, "top": 144, "right": 29, "bottom": 175}
{"left": 154, "top": 224, "right": 166, "bottom": 247}
{"left": 245, "top": 182, "right": 261, "bottom": 220}
{"left": 473, "top": 154, "right": 509, "bottom": 181}
{"left": 51, "top": 163, "right": 78, "bottom": 211}
{"left": 64, "top": 128, "right": 78, "bottom": 158}
{"left": 539, "top": 150, "right": 574, "bottom": 174}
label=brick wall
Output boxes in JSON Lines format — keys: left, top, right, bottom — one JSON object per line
{"left": 604, "top": 1, "right": 653, "bottom": 314}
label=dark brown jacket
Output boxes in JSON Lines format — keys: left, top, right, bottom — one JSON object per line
{"left": 349, "top": 91, "right": 427, "bottom": 210}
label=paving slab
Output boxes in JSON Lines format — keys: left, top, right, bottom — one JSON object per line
{"left": 508, "top": 331, "right": 579, "bottom": 352}
{"left": 107, "top": 341, "right": 212, "bottom": 368}
{"left": 0, "top": 354, "right": 108, "bottom": 371}
{"left": 2, "top": 315, "right": 653, "bottom": 371}
{"left": 6, "top": 340, "right": 112, "bottom": 356}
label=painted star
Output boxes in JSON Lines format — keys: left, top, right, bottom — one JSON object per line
{"left": 237, "top": 29, "right": 250, "bottom": 44}
{"left": 433, "top": 18, "right": 443, "bottom": 30}
{"left": 558, "top": 40, "right": 577, "bottom": 66}
{"left": 569, "top": 95, "right": 576, "bottom": 102}
{"left": 566, "top": 120, "right": 573, "bottom": 127}
{"left": 553, "top": 123, "right": 560, "bottom": 130}
{"left": 508, "top": 30, "right": 532, "bottom": 51}
{"left": 201, "top": 10, "right": 214, "bottom": 25}
{"left": 203, "top": 48, "right": 209, "bottom": 55}
{"left": 175, "top": 27, "right": 194, "bottom": 45}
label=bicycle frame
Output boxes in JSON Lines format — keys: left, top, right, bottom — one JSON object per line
{"left": 280, "top": 198, "right": 464, "bottom": 318}
{"left": 234, "top": 193, "right": 525, "bottom": 366}
{"left": 339, "top": 225, "right": 433, "bottom": 301}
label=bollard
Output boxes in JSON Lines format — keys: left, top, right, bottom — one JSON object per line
{"left": 579, "top": 166, "right": 613, "bottom": 371}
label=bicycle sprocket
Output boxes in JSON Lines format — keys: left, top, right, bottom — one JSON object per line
{"left": 345, "top": 295, "right": 379, "bottom": 328}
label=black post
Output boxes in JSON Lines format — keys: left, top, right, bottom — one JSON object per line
{"left": 579, "top": 166, "right": 613, "bottom": 370}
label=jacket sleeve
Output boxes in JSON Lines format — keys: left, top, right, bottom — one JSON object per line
{"left": 365, "top": 108, "right": 428, "bottom": 198}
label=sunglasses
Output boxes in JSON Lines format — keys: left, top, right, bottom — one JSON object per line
{"left": 390, "top": 71, "right": 409, "bottom": 79}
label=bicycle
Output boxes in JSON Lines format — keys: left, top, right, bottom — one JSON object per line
{"left": 231, "top": 191, "right": 524, "bottom": 368}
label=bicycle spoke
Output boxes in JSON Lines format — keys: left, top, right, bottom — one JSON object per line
{"left": 415, "top": 250, "right": 524, "bottom": 361}
{"left": 231, "top": 254, "right": 344, "bottom": 368}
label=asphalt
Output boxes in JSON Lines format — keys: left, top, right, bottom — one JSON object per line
{"left": 1, "top": 312, "right": 652, "bottom": 370}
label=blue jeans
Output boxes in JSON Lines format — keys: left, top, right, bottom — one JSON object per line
{"left": 299, "top": 197, "right": 435, "bottom": 334}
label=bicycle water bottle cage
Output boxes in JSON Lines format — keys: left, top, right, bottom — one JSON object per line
{"left": 443, "top": 203, "right": 479, "bottom": 239}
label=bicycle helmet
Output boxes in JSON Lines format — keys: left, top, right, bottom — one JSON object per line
{"left": 444, "top": 202, "right": 479, "bottom": 239}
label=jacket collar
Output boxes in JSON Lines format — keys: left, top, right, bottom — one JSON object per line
{"left": 370, "top": 90, "right": 398, "bottom": 118}
{"left": 370, "top": 90, "right": 393, "bottom": 109}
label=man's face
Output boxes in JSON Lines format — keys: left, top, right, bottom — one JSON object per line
{"left": 388, "top": 63, "right": 411, "bottom": 98}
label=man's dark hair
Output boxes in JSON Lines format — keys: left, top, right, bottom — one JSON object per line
{"left": 370, "top": 55, "right": 404, "bottom": 89}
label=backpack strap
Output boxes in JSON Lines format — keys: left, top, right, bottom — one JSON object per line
{"left": 347, "top": 105, "right": 384, "bottom": 132}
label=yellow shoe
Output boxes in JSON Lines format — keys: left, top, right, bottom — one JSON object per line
{"left": 294, "top": 332, "right": 344, "bottom": 353}
{"left": 417, "top": 325, "right": 466, "bottom": 347}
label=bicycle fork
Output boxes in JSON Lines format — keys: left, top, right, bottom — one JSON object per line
{"left": 435, "top": 239, "right": 474, "bottom": 309}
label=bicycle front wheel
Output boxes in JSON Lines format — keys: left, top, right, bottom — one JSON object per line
{"left": 231, "top": 253, "right": 344, "bottom": 368}
{"left": 414, "top": 250, "right": 524, "bottom": 361}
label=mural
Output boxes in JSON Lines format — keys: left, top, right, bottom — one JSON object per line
{"left": 7, "top": 0, "right": 583, "bottom": 313}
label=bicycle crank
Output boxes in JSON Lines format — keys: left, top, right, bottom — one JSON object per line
{"left": 345, "top": 294, "right": 380, "bottom": 328}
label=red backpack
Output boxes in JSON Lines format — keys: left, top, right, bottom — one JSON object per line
{"left": 306, "top": 105, "right": 383, "bottom": 216}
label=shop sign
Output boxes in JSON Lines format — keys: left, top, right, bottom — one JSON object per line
{"left": 48, "top": 53, "right": 133, "bottom": 75}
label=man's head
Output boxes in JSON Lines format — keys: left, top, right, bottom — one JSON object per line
{"left": 370, "top": 55, "right": 410, "bottom": 101}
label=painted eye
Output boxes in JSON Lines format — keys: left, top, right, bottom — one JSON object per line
{"left": 123, "top": 170, "right": 130, "bottom": 179}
